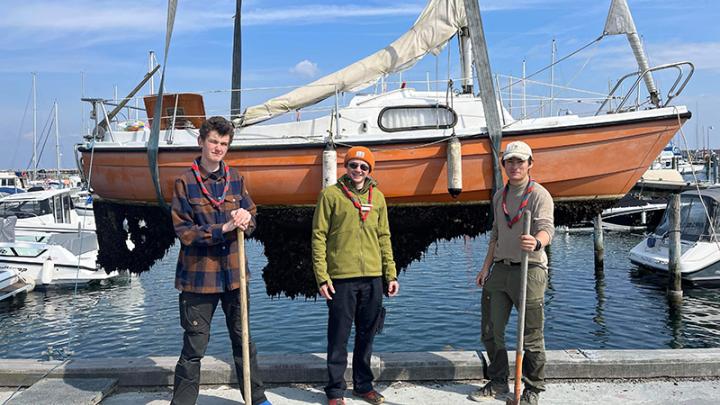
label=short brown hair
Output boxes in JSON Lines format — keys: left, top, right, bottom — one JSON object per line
{"left": 199, "top": 116, "right": 235, "bottom": 142}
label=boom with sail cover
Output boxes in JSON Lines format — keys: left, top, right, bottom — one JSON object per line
{"left": 240, "top": 0, "right": 468, "bottom": 126}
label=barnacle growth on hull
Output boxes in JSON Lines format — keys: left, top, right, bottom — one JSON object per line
{"left": 93, "top": 199, "right": 616, "bottom": 298}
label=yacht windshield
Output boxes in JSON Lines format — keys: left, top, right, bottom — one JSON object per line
{"left": 654, "top": 195, "right": 713, "bottom": 242}
{"left": 0, "top": 199, "right": 52, "bottom": 219}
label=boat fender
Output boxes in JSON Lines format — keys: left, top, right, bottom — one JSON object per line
{"left": 40, "top": 259, "right": 54, "bottom": 285}
{"left": 322, "top": 144, "right": 338, "bottom": 188}
{"left": 447, "top": 136, "right": 462, "bottom": 197}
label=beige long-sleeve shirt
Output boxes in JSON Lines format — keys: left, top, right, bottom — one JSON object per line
{"left": 489, "top": 177, "right": 555, "bottom": 269}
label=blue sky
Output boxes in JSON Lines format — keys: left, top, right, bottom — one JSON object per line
{"left": 1, "top": 0, "right": 718, "bottom": 170}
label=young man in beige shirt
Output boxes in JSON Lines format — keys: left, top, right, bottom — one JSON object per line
{"left": 471, "top": 141, "right": 554, "bottom": 405}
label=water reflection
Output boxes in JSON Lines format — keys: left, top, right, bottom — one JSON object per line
{"left": 2, "top": 232, "right": 720, "bottom": 359}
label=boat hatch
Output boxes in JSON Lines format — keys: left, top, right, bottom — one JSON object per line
{"left": 377, "top": 105, "right": 457, "bottom": 132}
{"left": 653, "top": 192, "right": 720, "bottom": 242}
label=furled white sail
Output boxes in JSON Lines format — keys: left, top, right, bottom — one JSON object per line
{"left": 241, "top": 0, "right": 468, "bottom": 126}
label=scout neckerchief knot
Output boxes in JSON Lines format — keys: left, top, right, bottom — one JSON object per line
{"left": 502, "top": 179, "right": 535, "bottom": 228}
{"left": 191, "top": 158, "right": 230, "bottom": 209}
{"left": 340, "top": 182, "right": 373, "bottom": 222}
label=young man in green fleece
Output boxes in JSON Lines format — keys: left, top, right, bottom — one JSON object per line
{"left": 312, "top": 146, "right": 399, "bottom": 405}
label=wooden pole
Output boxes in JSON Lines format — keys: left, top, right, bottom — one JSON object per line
{"left": 510, "top": 211, "right": 532, "bottom": 405}
{"left": 667, "top": 194, "right": 683, "bottom": 303}
{"left": 236, "top": 228, "right": 252, "bottom": 402}
{"left": 594, "top": 213, "right": 604, "bottom": 270}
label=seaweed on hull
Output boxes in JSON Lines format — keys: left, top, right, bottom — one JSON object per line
{"left": 93, "top": 199, "right": 615, "bottom": 299}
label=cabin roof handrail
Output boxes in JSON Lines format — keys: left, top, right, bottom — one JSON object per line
{"left": 596, "top": 61, "right": 694, "bottom": 116}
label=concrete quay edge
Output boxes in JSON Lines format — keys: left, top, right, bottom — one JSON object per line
{"left": 0, "top": 348, "right": 718, "bottom": 387}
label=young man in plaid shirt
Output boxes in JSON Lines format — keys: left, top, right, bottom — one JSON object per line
{"left": 170, "top": 116, "right": 271, "bottom": 405}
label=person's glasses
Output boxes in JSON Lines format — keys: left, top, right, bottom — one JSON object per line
{"left": 348, "top": 162, "right": 370, "bottom": 172}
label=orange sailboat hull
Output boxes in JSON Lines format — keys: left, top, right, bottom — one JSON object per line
{"left": 80, "top": 115, "right": 687, "bottom": 206}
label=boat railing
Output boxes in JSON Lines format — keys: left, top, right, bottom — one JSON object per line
{"left": 595, "top": 61, "right": 694, "bottom": 116}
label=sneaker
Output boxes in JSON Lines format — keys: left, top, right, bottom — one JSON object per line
{"left": 328, "top": 398, "right": 346, "bottom": 405}
{"left": 468, "top": 380, "right": 510, "bottom": 402}
{"left": 352, "top": 389, "right": 385, "bottom": 404}
{"left": 519, "top": 388, "right": 540, "bottom": 405}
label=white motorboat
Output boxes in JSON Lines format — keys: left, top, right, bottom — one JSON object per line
{"left": 0, "top": 188, "right": 95, "bottom": 235}
{"left": 0, "top": 232, "right": 117, "bottom": 286}
{"left": 630, "top": 188, "right": 720, "bottom": 283}
{"left": 70, "top": 189, "right": 94, "bottom": 217}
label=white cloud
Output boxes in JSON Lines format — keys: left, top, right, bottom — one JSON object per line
{"left": 290, "top": 60, "right": 320, "bottom": 78}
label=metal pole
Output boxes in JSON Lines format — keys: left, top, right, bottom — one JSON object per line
{"left": 81, "top": 71, "right": 86, "bottom": 136}
{"left": 148, "top": 51, "right": 156, "bottom": 95}
{"left": 236, "top": 229, "right": 252, "bottom": 403}
{"left": 231, "top": 0, "right": 243, "bottom": 119}
{"left": 54, "top": 101, "right": 61, "bottom": 179}
{"left": 511, "top": 211, "right": 532, "bottom": 405}
{"left": 594, "top": 213, "right": 604, "bottom": 270}
{"left": 32, "top": 72, "right": 37, "bottom": 180}
{"left": 463, "top": 0, "right": 504, "bottom": 199}
{"left": 667, "top": 194, "right": 682, "bottom": 303}
{"left": 550, "top": 39, "right": 556, "bottom": 117}
{"left": 522, "top": 59, "right": 527, "bottom": 118}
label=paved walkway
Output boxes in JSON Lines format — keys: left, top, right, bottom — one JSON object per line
{"left": 87, "top": 379, "right": 717, "bottom": 405}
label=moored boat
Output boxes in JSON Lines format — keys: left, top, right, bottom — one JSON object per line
{"left": 630, "top": 188, "right": 720, "bottom": 284}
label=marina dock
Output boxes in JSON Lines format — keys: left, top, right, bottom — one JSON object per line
{"left": 1, "top": 349, "right": 719, "bottom": 403}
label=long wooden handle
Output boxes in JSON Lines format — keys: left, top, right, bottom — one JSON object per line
{"left": 237, "top": 229, "right": 252, "bottom": 403}
{"left": 513, "top": 211, "right": 532, "bottom": 405}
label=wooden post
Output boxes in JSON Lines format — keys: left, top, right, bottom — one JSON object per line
{"left": 510, "top": 211, "right": 532, "bottom": 405}
{"left": 236, "top": 229, "right": 252, "bottom": 402}
{"left": 667, "top": 194, "right": 683, "bottom": 303}
{"left": 593, "top": 213, "right": 604, "bottom": 270}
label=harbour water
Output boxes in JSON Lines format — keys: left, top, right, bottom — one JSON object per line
{"left": 1, "top": 231, "right": 719, "bottom": 360}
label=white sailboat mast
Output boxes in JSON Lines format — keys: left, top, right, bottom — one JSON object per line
{"left": 54, "top": 100, "right": 61, "bottom": 179}
{"left": 32, "top": 72, "right": 37, "bottom": 180}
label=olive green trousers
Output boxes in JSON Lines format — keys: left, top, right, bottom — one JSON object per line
{"left": 481, "top": 262, "right": 547, "bottom": 392}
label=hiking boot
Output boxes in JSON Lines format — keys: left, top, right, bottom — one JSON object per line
{"left": 519, "top": 388, "right": 540, "bottom": 405}
{"left": 468, "top": 380, "right": 510, "bottom": 402}
{"left": 327, "top": 398, "right": 346, "bottom": 405}
{"left": 352, "top": 389, "right": 385, "bottom": 404}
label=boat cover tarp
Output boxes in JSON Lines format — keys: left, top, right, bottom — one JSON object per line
{"left": 0, "top": 216, "right": 16, "bottom": 243}
{"left": 47, "top": 232, "right": 98, "bottom": 257}
{"left": 682, "top": 187, "right": 720, "bottom": 203}
{"left": 241, "top": 0, "right": 468, "bottom": 126}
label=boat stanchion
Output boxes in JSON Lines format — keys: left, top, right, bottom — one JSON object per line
{"left": 446, "top": 136, "right": 462, "bottom": 198}
{"left": 322, "top": 143, "right": 338, "bottom": 188}
{"left": 667, "top": 193, "right": 683, "bottom": 303}
{"left": 593, "top": 213, "right": 604, "bottom": 271}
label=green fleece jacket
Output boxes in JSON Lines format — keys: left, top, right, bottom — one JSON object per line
{"left": 311, "top": 174, "right": 397, "bottom": 288}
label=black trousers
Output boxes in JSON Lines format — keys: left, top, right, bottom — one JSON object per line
{"left": 172, "top": 289, "right": 267, "bottom": 405}
{"left": 325, "top": 277, "right": 383, "bottom": 399}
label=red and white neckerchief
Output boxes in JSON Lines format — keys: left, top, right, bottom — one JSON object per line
{"left": 340, "top": 182, "right": 373, "bottom": 222}
{"left": 190, "top": 159, "right": 230, "bottom": 209}
{"left": 502, "top": 178, "right": 535, "bottom": 228}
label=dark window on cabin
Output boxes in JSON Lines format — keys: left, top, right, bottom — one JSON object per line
{"left": 654, "top": 195, "right": 712, "bottom": 242}
{"left": 378, "top": 105, "right": 457, "bottom": 132}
